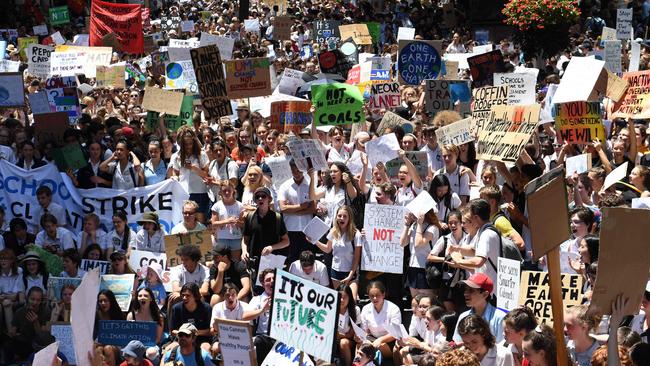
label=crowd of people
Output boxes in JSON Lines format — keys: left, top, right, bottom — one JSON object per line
{"left": 0, "top": 0, "right": 649, "bottom": 366}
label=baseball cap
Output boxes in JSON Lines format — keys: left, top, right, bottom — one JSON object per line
{"left": 178, "top": 322, "right": 198, "bottom": 335}
{"left": 211, "top": 243, "right": 231, "bottom": 256}
{"left": 461, "top": 273, "right": 494, "bottom": 294}
{"left": 254, "top": 186, "right": 272, "bottom": 198}
{"left": 121, "top": 340, "right": 146, "bottom": 360}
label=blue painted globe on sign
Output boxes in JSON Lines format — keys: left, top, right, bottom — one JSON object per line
{"left": 166, "top": 63, "right": 183, "bottom": 79}
{"left": 398, "top": 41, "right": 442, "bottom": 85}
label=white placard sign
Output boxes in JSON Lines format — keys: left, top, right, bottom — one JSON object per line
{"left": 362, "top": 204, "right": 405, "bottom": 274}
{"left": 602, "top": 26, "right": 616, "bottom": 41}
{"left": 216, "top": 319, "right": 254, "bottom": 366}
{"left": 33, "top": 24, "right": 48, "bottom": 35}
{"left": 27, "top": 43, "right": 54, "bottom": 77}
{"left": 286, "top": 139, "right": 328, "bottom": 172}
{"left": 565, "top": 154, "right": 592, "bottom": 177}
{"left": 277, "top": 68, "right": 306, "bottom": 95}
{"left": 51, "top": 324, "right": 76, "bottom": 365}
{"left": 265, "top": 155, "right": 293, "bottom": 189}
{"left": 0, "top": 59, "right": 20, "bottom": 72}
{"left": 630, "top": 41, "right": 640, "bottom": 72}
{"left": 365, "top": 133, "right": 400, "bottom": 168}
{"left": 405, "top": 191, "right": 436, "bottom": 217}
{"left": 604, "top": 40, "right": 622, "bottom": 73}
{"left": 261, "top": 341, "right": 315, "bottom": 366}
{"left": 435, "top": 117, "right": 472, "bottom": 146}
{"left": 303, "top": 216, "right": 330, "bottom": 244}
{"left": 616, "top": 9, "right": 633, "bottom": 40}
{"left": 50, "top": 51, "right": 87, "bottom": 76}
{"left": 199, "top": 32, "right": 234, "bottom": 60}
{"left": 497, "top": 257, "right": 521, "bottom": 311}
{"left": 181, "top": 20, "right": 195, "bottom": 32}
{"left": 244, "top": 19, "right": 260, "bottom": 33}
{"left": 397, "top": 27, "right": 415, "bottom": 41}
{"left": 603, "top": 161, "right": 628, "bottom": 191}
{"left": 128, "top": 250, "right": 171, "bottom": 292}
{"left": 552, "top": 57, "right": 605, "bottom": 104}
{"left": 255, "top": 254, "right": 287, "bottom": 286}
{"left": 494, "top": 72, "right": 536, "bottom": 105}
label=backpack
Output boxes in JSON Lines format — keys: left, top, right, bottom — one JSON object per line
{"left": 484, "top": 224, "right": 523, "bottom": 273}
{"left": 345, "top": 187, "right": 366, "bottom": 230}
{"left": 425, "top": 235, "right": 446, "bottom": 290}
{"left": 166, "top": 345, "right": 205, "bottom": 366}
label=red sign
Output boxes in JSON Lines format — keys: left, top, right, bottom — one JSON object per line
{"left": 89, "top": 0, "right": 143, "bottom": 54}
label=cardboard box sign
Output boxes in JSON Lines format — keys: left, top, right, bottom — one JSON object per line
{"left": 164, "top": 230, "right": 213, "bottom": 268}
{"left": 518, "top": 271, "right": 583, "bottom": 325}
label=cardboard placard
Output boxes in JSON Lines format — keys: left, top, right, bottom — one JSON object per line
{"left": 384, "top": 151, "right": 428, "bottom": 183}
{"left": 96, "top": 65, "right": 126, "bottom": 89}
{"left": 553, "top": 57, "right": 605, "bottom": 104}
{"left": 612, "top": 70, "right": 650, "bottom": 119}
{"left": 362, "top": 204, "right": 405, "bottom": 274}
{"left": 470, "top": 85, "right": 509, "bottom": 135}
{"left": 270, "top": 269, "right": 339, "bottom": 362}
{"left": 424, "top": 79, "right": 470, "bottom": 114}
{"left": 97, "top": 320, "right": 157, "bottom": 347}
{"left": 312, "top": 82, "right": 365, "bottom": 126}
{"left": 444, "top": 60, "right": 459, "bottom": 80}
{"left": 313, "top": 20, "right": 340, "bottom": 44}
{"left": 519, "top": 271, "right": 583, "bottom": 324}
{"left": 274, "top": 16, "right": 293, "bottom": 40}
{"left": 142, "top": 87, "right": 184, "bottom": 115}
{"left": 376, "top": 110, "right": 411, "bottom": 136}
{"left": 339, "top": 24, "right": 372, "bottom": 45}
{"left": 604, "top": 40, "right": 622, "bottom": 73}
{"left": 52, "top": 143, "right": 87, "bottom": 171}
{"left": 164, "top": 60, "right": 198, "bottom": 94}
{"left": 270, "top": 100, "right": 313, "bottom": 134}
{"left": 398, "top": 40, "right": 443, "bottom": 85}
{"left": 34, "top": 112, "right": 69, "bottom": 145}
{"left": 27, "top": 44, "right": 54, "bottom": 78}
{"left": 601, "top": 69, "right": 629, "bottom": 102}
{"left": 0, "top": 72, "right": 25, "bottom": 107}
{"left": 224, "top": 57, "right": 272, "bottom": 99}
{"left": 467, "top": 50, "right": 506, "bottom": 88}
{"left": 215, "top": 319, "right": 257, "bottom": 366}
{"left": 553, "top": 102, "right": 605, "bottom": 144}
{"left": 368, "top": 82, "right": 401, "bottom": 117}
{"left": 524, "top": 167, "right": 570, "bottom": 260}
{"left": 146, "top": 95, "right": 194, "bottom": 131}
{"left": 164, "top": 230, "right": 213, "bottom": 268}
{"left": 476, "top": 104, "right": 540, "bottom": 163}
{"left": 435, "top": 117, "right": 473, "bottom": 146}
{"left": 190, "top": 45, "right": 232, "bottom": 119}
{"left": 565, "top": 154, "right": 592, "bottom": 177}
{"left": 493, "top": 72, "right": 536, "bottom": 105}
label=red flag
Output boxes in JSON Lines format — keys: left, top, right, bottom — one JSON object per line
{"left": 89, "top": 0, "right": 143, "bottom": 54}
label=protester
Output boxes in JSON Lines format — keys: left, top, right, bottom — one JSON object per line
{"left": 161, "top": 323, "right": 213, "bottom": 365}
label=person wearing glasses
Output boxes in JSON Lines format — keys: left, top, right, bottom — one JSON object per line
{"left": 162, "top": 322, "right": 213, "bottom": 365}
{"left": 171, "top": 200, "right": 206, "bottom": 234}
{"left": 241, "top": 187, "right": 290, "bottom": 264}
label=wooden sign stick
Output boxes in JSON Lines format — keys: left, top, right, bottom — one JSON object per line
{"left": 547, "top": 247, "right": 569, "bottom": 366}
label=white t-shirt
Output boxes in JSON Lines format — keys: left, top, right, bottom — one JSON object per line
{"left": 211, "top": 300, "right": 249, "bottom": 323}
{"left": 108, "top": 161, "right": 138, "bottom": 190}
{"left": 170, "top": 263, "right": 210, "bottom": 287}
{"left": 278, "top": 178, "right": 313, "bottom": 232}
{"left": 438, "top": 165, "right": 470, "bottom": 198}
{"left": 170, "top": 151, "right": 210, "bottom": 194}
{"left": 338, "top": 306, "right": 361, "bottom": 334}
{"left": 420, "top": 144, "right": 444, "bottom": 172}
{"left": 479, "top": 345, "right": 515, "bottom": 366}
{"left": 211, "top": 200, "right": 244, "bottom": 239}
{"left": 317, "top": 186, "right": 346, "bottom": 227}
{"left": 0, "top": 267, "right": 23, "bottom": 294}
{"left": 474, "top": 224, "right": 501, "bottom": 285}
{"left": 207, "top": 158, "right": 239, "bottom": 201}
{"left": 327, "top": 230, "right": 363, "bottom": 272}
{"left": 102, "top": 229, "right": 136, "bottom": 253}
{"left": 134, "top": 228, "right": 166, "bottom": 253}
{"left": 288, "top": 260, "right": 330, "bottom": 287}
{"left": 409, "top": 315, "right": 427, "bottom": 338}
{"left": 360, "top": 300, "right": 402, "bottom": 338}
{"left": 35, "top": 227, "right": 76, "bottom": 252}
{"left": 170, "top": 221, "right": 206, "bottom": 234}
{"left": 436, "top": 193, "right": 462, "bottom": 222}
{"left": 249, "top": 292, "right": 271, "bottom": 335}
{"left": 76, "top": 229, "right": 107, "bottom": 249}
{"left": 395, "top": 184, "right": 422, "bottom": 206}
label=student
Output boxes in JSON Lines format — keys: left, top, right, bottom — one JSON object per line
{"left": 34, "top": 214, "right": 76, "bottom": 256}
{"left": 458, "top": 314, "right": 514, "bottom": 366}
{"left": 5, "top": 287, "right": 52, "bottom": 363}
{"left": 438, "top": 144, "right": 471, "bottom": 203}
{"left": 428, "top": 174, "right": 462, "bottom": 226}
{"left": 168, "top": 245, "right": 210, "bottom": 309}
{"left": 395, "top": 150, "right": 424, "bottom": 206}
{"left": 104, "top": 211, "right": 135, "bottom": 259}
{"left": 0, "top": 248, "right": 23, "bottom": 334}
{"left": 78, "top": 213, "right": 107, "bottom": 255}
{"left": 134, "top": 212, "right": 166, "bottom": 253}
{"left": 31, "top": 186, "right": 67, "bottom": 233}
{"left": 119, "top": 340, "right": 154, "bottom": 366}
{"left": 126, "top": 288, "right": 163, "bottom": 361}
{"left": 288, "top": 250, "right": 330, "bottom": 287}
{"left": 241, "top": 187, "right": 290, "bottom": 261}
{"left": 479, "top": 185, "right": 525, "bottom": 251}
{"left": 453, "top": 273, "right": 507, "bottom": 343}
{"left": 522, "top": 325, "right": 563, "bottom": 366}
{"left": 20, "top": 251, "right": 48, "bottom": 295}
{"left": 169, "top": 283, "right": 213, "bottom": 352}
{"left": 244, "top": 268, "right": 274, "bottom": 362}
{"left": 359, "top": 281, "right": 402, "bottom": 362}
{"left": 400, "top": 306, "right": 448, "bottom": 366}
{"left": 337, "top": 284, "right": 361, "bottom": 366}
{"left": 50, "top": 284, "right": 74, "bottom": 323}
{"left": 60, "top": 249, "right": 86, "bottom": 278}
{"left": 208, "top": 244, "right": 251, "bottom": 306}
{"left": 564, "top": 304, "right": 601, "bottom": 366}
{"left": 355, "top": 342, "right": 378, "bottom": 366}
{"left": 211, "top": 180, "right": 245, "bottom": 260}
{"left": 502, "top": 307, "right": 538, "bottom": 365}
{"left": 278, "top": 159, "right": 314, "bottom": 263}
{"left": 210, "top": 283, "right": 250, "bottom": 357}
{"left": 401, "top": 208, "right": 441, "bottom": 298}
{"left": 99, "top": 138, "right": 144, "bottom": 189}
{"left": 137, "top": 262, "right": 167, "bottom": 309}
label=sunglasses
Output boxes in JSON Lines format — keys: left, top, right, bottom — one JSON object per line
{"left": 255, "top": 194, "right": 268, "bottom": 200}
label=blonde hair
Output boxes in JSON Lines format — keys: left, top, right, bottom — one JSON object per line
{"left": 565, "top": 304, "right": 602, "bottom": 333}
{"left": 243, "top": 165, "right": 264, "bottom": 190}
{"left": 331, "top": 206, "right": 357, "bottom": 241}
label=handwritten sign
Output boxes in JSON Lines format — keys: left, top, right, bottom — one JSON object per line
{"left": 435, "top": 117, "right": 472, "bottom": 146}
{"left": 384, "top": 151, "right": 428, "bottom": 183}
{"left": 339, "top": 24, "right": 372, "bottom": 45}
{"left": 313, "top": 20, "right": 340, "bottom": 44}
{"left": 270, "top": 100, "right": 313, "bottom": 134}
{"left": 476, "top": 104, "right": 540, "bottom": 162}
{"left": 613, "top": 70, "right": 650, "bottom": 118}
{"left": 98, "top": 320, "right": 158, "bottom": 347}
{"left": 312, "top": 82, "right": 365, "bottom": 126}
{"left": 518, "top": 271, "right": 583, "bottom": 324}
{"left": 164, "top": 230, "right": 213, "bottom": 268}
{"left": 494, "top": 72, "right": 536, "bottom": 105}
{"left": 100, "top": 274, "right": 135, "bottom": 312}
{"left": 362, "top": 204, "right": 405, "bottom": 274}
{"left": 224, "top": 57, "right": 272, "bottom": 99}
{"left": 51, "top": 323, "right": 76, "bottom": 364}
{"left": 497, "top": 257, "right": 521, "bottom": 311}
{"left": 367, "top": 82, "right": 400, "bottom": 117}
{"left": 616, "top": 9, "right": 633, "bottom": 40}
{"left": 270, "top": 269, "right": 339, "bottom": 362}
{"left": 215, "top": 319, "right": 256, "bottom": 366}
{"left": 285, "top": 139, "right": 328, "bottom": 172}
{"left": 424, "top": 80, "right": 469, "bottom": 114}
{"left": 604, "top": 40, "right": 622, "bottom": 73}
{"left": 191, "top": 45, "right": 232, "bottom": 119}
{"left": 128, "top": 250, "right": 172, "bottom": 292}
{"left": 553, "top": 102, "right": 604, "bottom": 144}
{"left": 146, "top": 95, "right": 194, "bottom": 132}
{"left": 80, "top": 259, "right": 110, "bottom": 274}
{"left": 398, "top": 40, "right": 442, "bottom": 85}
{"left": 262, "top": 341, "right": 315, "bottom": 366}
{"left": 467, "top": 50, "right": 505, "bottom": 88}
{"left": 142, "top": 87, "right": 184, "bottom": 116}
{"left": 50, "top": 51, "right": 86, "bottom": 76}
{"left": 96, "top": 65, "right": 125, "bottom": 89}
{"left": 27, "top": 44, "right": 54, "bottom": 78}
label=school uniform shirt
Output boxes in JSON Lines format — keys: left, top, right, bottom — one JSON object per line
{"left": 76, "top": 230, "right": 107, "bottom": 250}
{"left": 0, "top": 145, "right": 16, "bottom": 164}
{"left": 436, "top": 193, "right": 462, "bottom": 222}
{"left": 207, "top": 158, "right": 239, "bottom": 201}
{"left": 395, "top": 184, "right": 422, "bottom": 206}
{"left": 409, "top": 315, "right": 427, "bottom": 339}
{"left": 59, "top": 269, "right": 87, "bottom": 279}
{"left": 474, "top": 223, "right": 501, "bottom": 285}
{"left": 170, "top": 151, "right": 210, "bottom": 194}
{"left": 108, "top": 161, "right": 138, "bottom": 190}
{"left": 134, "top": 228, "right": 166, "bottom": 253}
{"left": 479, "top": 345, "right": 515, "bottom": 366}
{"left": 35, "top": 227, "right": 76, "bottom": 252}
{"left": 437, "top": 165, "right": 470, "bottom": 198}
{"left": 424, "top": 328, "right": 446, "bottom": 347}
{"left": 328, "top": 231, "right": 363, "bottom": 273}
{"left": 143, "top": 159, "right": 168, "bottom": 186}
{"left": 211, "top": 200, "right": 244, "bottom": 239}
{"left": 629, "top": 312, "right": 649, "bottom": 343}
{"left": 288, "top": 259, "right": 330, "bottom": 286}
{"left": 338, "top": 306, "right": 361, "bottom": 334}
{"left": 249, "top": 292, "right": 271, "bottom": 335}
{"left": 420, "top": 144, "right": 444, "bottom": 172}
{"left": 278, "top": 177, "right": 313, "bottom": 232}
{"left": 102, "top": 229, "right": 136, "bottom": 253}
{"left": 360, "top": 300, "right": 402, "bottom": 338}
{"left": 316, "top": 186, "right": 346, "bottom": 227}
{"left": 170, "top": 221, "right": 206, "bottom": 234}
{"left": 24, "top": 274, "right": 46, "bottom": 294}
{"left": 407, "top": 223, "right": 439, "bottom": 269}
{"left": 453, "top": 303, "right": 507, "bottom": 343}
{"left": 170, "top": 263, "right": 209, "bottom": 287}
{"left": 210, "top": 300, "right": 249, "bottom": 323}
{"left": 567, "top": 338, "right": 600, "bottom": 366}
{"left": 0, "top": 268, "right": 24, "bottom": 295}
{"left": 326, "top": 144, "right": 350, "bottom": 163}
{"left": 31, "top": 202, "right": 67, "bottom": 233}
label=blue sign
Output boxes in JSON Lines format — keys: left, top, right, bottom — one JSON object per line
{"left": 398, "top": 41, "right": 442, "bottom": 85}
{"left": 371, "top": 69, "right": 390, "bottom": 81}
{"left": 98, "top": 320, "right": 158, "bottom": 347}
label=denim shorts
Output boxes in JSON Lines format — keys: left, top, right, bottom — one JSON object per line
{"left": 218, "top": 238, "right": 242, "bottom": 251}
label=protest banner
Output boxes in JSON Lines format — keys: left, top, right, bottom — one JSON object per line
{"left": 367, "top": 82, "right": 400, "bottom": 117}
{"left": 384, "top": 151, "right": 428, "bottom": 183}
{"left": 160, "top": 16, "right": 181, "bottom": 32}
{"left": 604, "top": 40, "right": 622, "bottom": 73}
{"left": 55, "top": 45, "right": 112, "bottom": 78}
{"left": 590, "top": 208, "right": 650, "bottom": 315}
{"left": 553, "top": 102, "right": 605, "bottom": 144}
{"left": 493, "top": 72, "right": 536, "bottom": 105}
{"left": 497, "top": 257, "right": 521, "bottom": 311}
{"left": 191, "top": 45, "right": 232, "bottom": 119}
{"left": 467, "top": 50, "right": 506, "bottom": 88}
{"left": 0, "top": 73, "right": 25, "bottom": 107}
{"left": 165, "top": 60, "right": 198, "bottom": 94}
{"left": 274, "top": 16, "right": 293, "bottom": 40}
{"left": 98, "top": 320, "right": 158, "bottom": 347}
{"left": 312, "top": 82, "right": 365, "bottom": 126}
{"left": 128, "top": 250, "right": 172, "bottom": 292}
{"left": 100, "top": 274, "right": 135, "bottom": 311}
{"left": 51, "top": 323, "right": 76, "bottom": 365}
{"left": 424, "top": 79, "right": 470, "bottom": 114}
{"left": 270, "top": 269, "right": 339, "bottom": 362}
{"left": 318, "top": 49, "right": 354, "bottom": 78}
{"left": 215, "top": 319, "right": 257, "bottom": 366}
{"left": 28, "top": 92, "right": 51, "bottom": 115}
{"left": 0, "top": 59, "right": 19, "bottom": 72}
{"left": 362, "top": 204, "right": 405, "bottom": 274}
{"left": 265, "top": 155, "right": 293, "bottom": 189}
{"left": 617, "top": 8, "right": 633, "bottom": 39}
{"left": 313, "top": 20, "right": 340, "bottom": 44}
{"left": 89, "top": 0, "right": 144, "bottom": 54}
{"left": 398, "top": 40, "right": 443, "bottom": 85}
{"left": 518, "top": 271, "right": 583, "bottom": 324}
{"left": 96, "top": 64, "right": 126, "bottom": 89}
{"left": 80, "top": 259, "right": 110, "bottom": 274}
{"left": 49, "top": 6, "right": 70, "bottom": 26}
{"left": 146, "top": 95, "right": 193, "bottom": 131}
{"left": 34, "top": 112, "right": 68, "bottom": 145}
{"left": 224, "top": 57, "right": 272, "bottom": 99}
{"left": 270, "top": 100, "right": 313, "bottom": 134}
{"left": 48, "top": 277, "right": 83, "bottom": 301}
{"left": 285, "top": 139, "right": 328, "bottom": 172}
{"left": 50, "top": 51, "right": 86, "bottom": 76}
{"left": 565, "top": 154, "right": 592, "bottom": 177}
{"left": 27, "top": 44, "right": 54, "bottom": 78}
{"left": 142, "top": 87, "right": 184, "bottom": 115}
{"left": 53, "top": 143, "right": 87, "bottom": 171}
{"left": 435, "top": 117, "right": 473, "bottom": 146}
{"left": 613, "top": 70, "right": 650, "bottom": 118}
{"left": 71, "top": 269, "right": 100, "bottom": 366}
{"left": 17, "top": 36, "right": 37, "bottom": 61}
{"left": 339, "top": 24, "right": 372, "bottom": 45}
{"left": 262, "top": 341, "right": 315, "bottom": 366}
{"left": 476, "top": 104, "right": 540, "bottom": 163}
{"left": 553, "top": 57, "right": 605, "bottom": 104}
{"left": 376, "top": 110, "right": 411, "bottom": 136}
{"left": 164, "top": 230, "right": 213, "bottom": 268}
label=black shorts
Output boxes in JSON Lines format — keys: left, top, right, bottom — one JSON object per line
{"left": 406, "top": 267, "right": 429, "bottom": 289}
